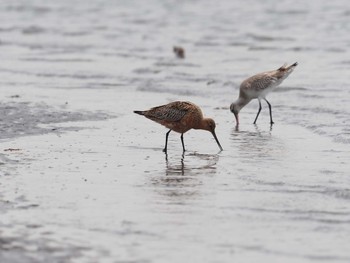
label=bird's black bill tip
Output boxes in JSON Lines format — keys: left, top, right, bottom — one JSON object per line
{"left": 212, "top": 132, "right": 223, "bottom": 152}
{"left": 292, "top": 62, "right": 298, "bottom": 67}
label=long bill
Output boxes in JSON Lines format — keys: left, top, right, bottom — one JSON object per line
{"left": 212, "top": 131, "right": 223, "bottom": 151}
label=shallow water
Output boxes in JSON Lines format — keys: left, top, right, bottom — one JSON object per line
{"left": 1, "top": 0, "right": 350, "bottom": 262}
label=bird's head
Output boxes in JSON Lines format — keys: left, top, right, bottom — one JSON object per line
{"left": 230, "top": 102, "right": 240, "bottom": 125}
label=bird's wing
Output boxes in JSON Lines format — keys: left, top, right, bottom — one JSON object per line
{"left": 147, "top": 102, "right": 190, "bottom": 122}
{"left": 247, "top": 73, "right": 279, "bottom": 91}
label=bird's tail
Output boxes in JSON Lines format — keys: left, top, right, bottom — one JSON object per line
{"left": 134, "top": 110, "right": 145, "bottom": 116}
{"left": 278, "top": 62, "right": 298, "bottom": 71}
{"left": 287, "top": 62, "right": 298, "bottom": 69}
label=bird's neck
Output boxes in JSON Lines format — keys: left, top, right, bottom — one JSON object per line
{"left": 234, "top": 97, "right": 250, "bottom": 113}
{"left": 195, "top": 118, "right": 209, "bottom": 131}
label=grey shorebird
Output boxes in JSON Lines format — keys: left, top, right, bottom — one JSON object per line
{"left": 134, "top": 101, "right": 223, "bottom": 152}
{"left": 230, "top": 62, "right": 298, "bottom": 125}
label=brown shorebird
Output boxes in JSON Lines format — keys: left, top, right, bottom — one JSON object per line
{"left": 173, "top": 46, "right": 185, "bottom": 58}
{"left": 230, "top": 62, "right": 298, "bottom": 125}
{"left": 134, "top": 101, "right": 223, "bottom": 152}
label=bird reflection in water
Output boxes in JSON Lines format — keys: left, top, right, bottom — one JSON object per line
{"left": 165, "top": 152, "right": 219, "bottom": 177}
{"left": 165, "top": 152, "right": 185, "bottom": 176}
{"left": 234, "top": 122, "right": 273, "bottom": 133}
{"left": 231, "top": 124, "right": 283, "bottom": 161}
{"left": 147, "top": 152, "right": 219, "bottom": 199}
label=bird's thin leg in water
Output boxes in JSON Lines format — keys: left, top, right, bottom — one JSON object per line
{"left": 264, "top": 98, "right": 274, "bottom": 124}
{"left": 180, "top": 152, "right": 185, "bottom": 175}
{"left": 163, "top": 130, "right": 171, "bottom": 152}
{"left": 180, "top": 133, "right": 186, "bottom": 152}
{"left": 253, "top": 99, "right": 262, "bottom": 124}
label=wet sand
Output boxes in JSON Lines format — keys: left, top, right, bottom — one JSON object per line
{"left": 1, "top": 0, "right": 350, "bottom": 262}
{"left": 1, "top": 87, "right": 349, "bottom": 262}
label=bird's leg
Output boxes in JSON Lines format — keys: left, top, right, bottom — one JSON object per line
{"left": 163, "top": 130, "right": 171, "bottom": 152}
{"left": 180, "top": 153, "right": 185, "bottom": 175}
{"left": 253, "top": 99, "right": 262, "bottom": 124}
{"left": 180, "top": 133, "right": 186, "bottom": 152}
{"left": 264, "top": 99, "right": 274, "bottom": 124}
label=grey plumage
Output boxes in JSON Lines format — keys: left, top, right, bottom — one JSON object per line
{"left": 230, "top": 62, "right": 298, "bottom": 125}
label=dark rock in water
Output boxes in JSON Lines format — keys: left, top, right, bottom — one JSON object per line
{"left": 173, "top": 46, "right": 185, "bottom": 58}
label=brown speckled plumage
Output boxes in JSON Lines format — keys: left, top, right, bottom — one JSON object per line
{"left": 134, "top": 101, "right": 222, "bottom": 152}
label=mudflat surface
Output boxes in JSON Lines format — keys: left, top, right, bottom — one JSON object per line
{"left": 1, "top": 0, "right": 350, "bottom": 262}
